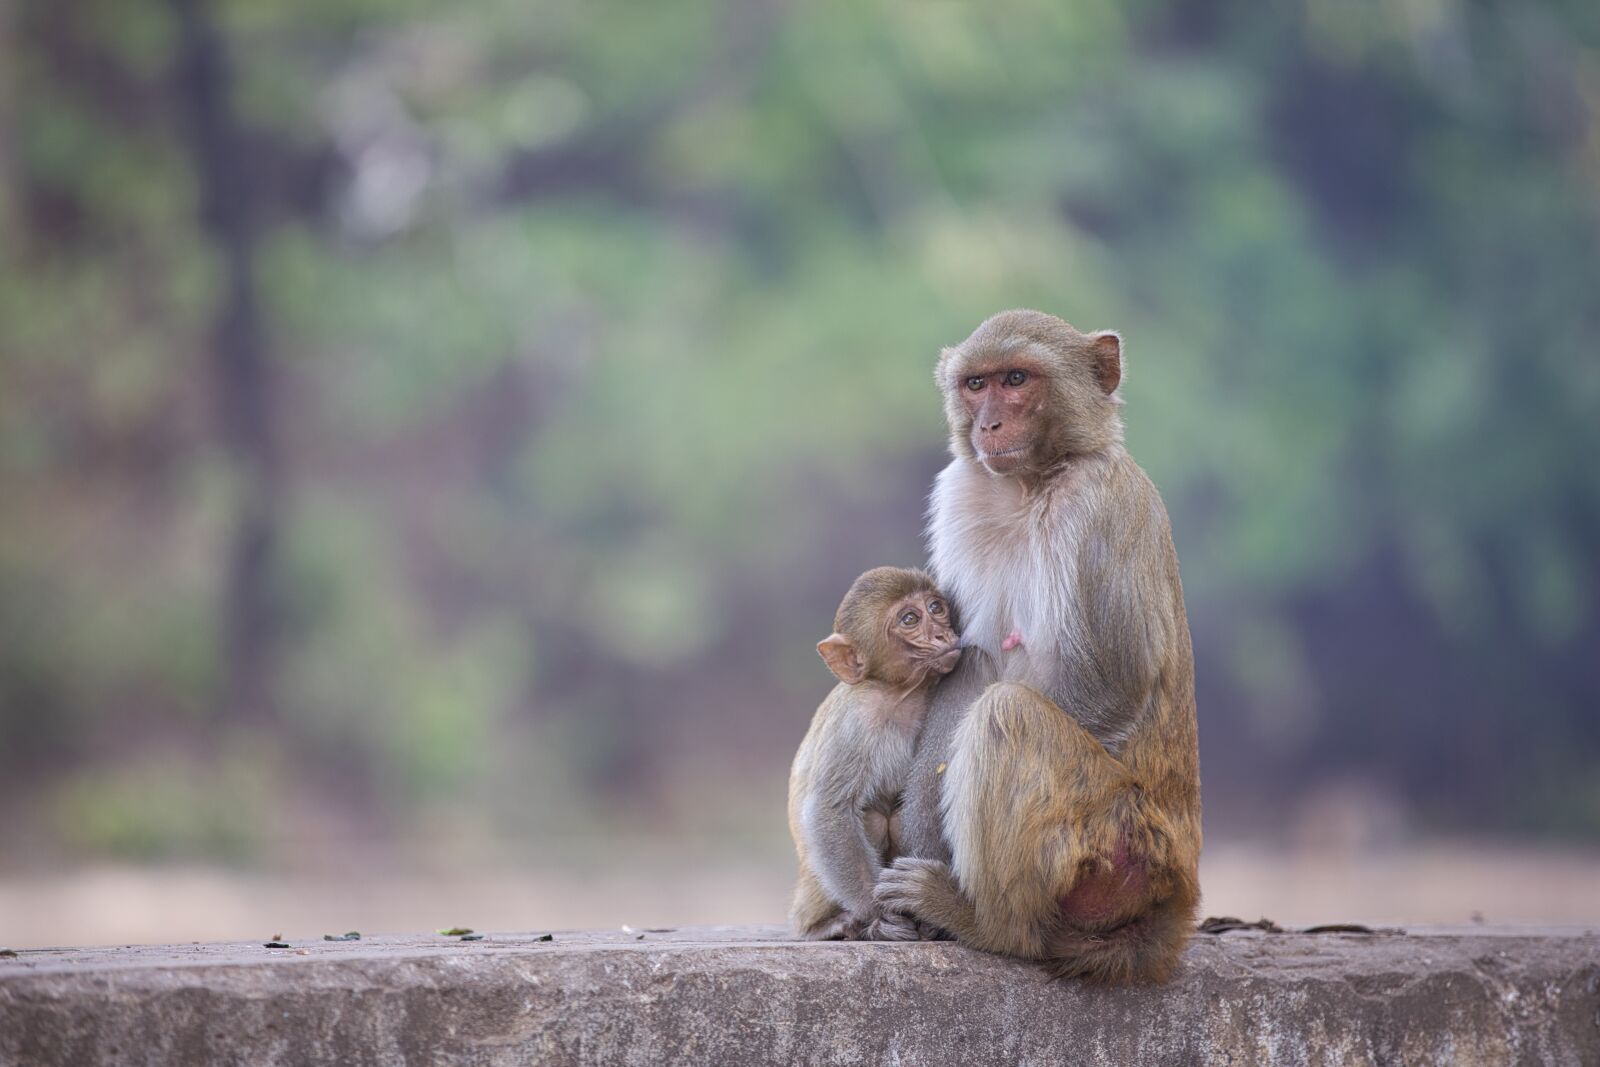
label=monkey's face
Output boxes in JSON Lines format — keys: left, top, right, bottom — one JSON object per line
{"left": 938, "top": 311, "right": 1126, "bottom": 475}
{"left": 952, "top": 358, "right": 1054, "bottom": 475}
{"left": 885, "top": 590, "right": 961, "bottom": 680}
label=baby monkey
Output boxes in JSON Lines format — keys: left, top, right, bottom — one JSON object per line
{"left": 788, "top": 567, "right": 961, "bottom": 940}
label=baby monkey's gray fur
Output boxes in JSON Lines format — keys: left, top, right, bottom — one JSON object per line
{"left": 787, "top": 567, "right": 961, "bottom": 940}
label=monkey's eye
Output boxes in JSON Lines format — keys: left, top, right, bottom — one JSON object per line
{"left": 929, "top": 600, "right": 945, "bottom": 616}
{"left": 900, "top": 610, "right": 919, "bottom": 627}
{"left": 965, "top": 376, "right": 985, "bottom": 392}
{"left": 1003, "top": 369, "right": 1028, "bottom": 387}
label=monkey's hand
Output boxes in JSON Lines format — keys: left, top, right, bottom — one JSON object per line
{"left": 874, "top": 857, "right": 974, "bottom": 941}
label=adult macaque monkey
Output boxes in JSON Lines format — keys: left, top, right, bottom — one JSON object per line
{"left": 875, "top": 309, "right": 1202, "bottom": 983}
{"left": 788, "top": 567, "right": 962, "bottom": 940}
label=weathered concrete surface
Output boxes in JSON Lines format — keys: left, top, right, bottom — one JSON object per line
{"left": 2, "top": 925, "right": 1597, "bottom": 1066}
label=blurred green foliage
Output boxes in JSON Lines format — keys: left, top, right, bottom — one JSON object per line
{"left": 2, "top": 0, "right": 1598, "bottom": 862}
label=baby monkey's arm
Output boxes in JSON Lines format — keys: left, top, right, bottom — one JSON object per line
{"left": 801, "top": 790, "right": 883, "bottom": 924}
{"left": 800, "top": 760, "right": 918, "bottom": 941}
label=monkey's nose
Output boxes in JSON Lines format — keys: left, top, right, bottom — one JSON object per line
{"left": 983, "top": 419, "right": 1003, "bottom": 432}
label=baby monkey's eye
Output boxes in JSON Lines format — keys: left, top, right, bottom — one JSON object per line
{"left": 929, "top": 600, "right": 945, "bottom": 615}
{"left": 900, "top": 610, "right": 919, "bottom": 626}
{"left": 1003, "top": 369, "right": 1028, "bottom": 387}
{"left": 965, "top": 376, "right": 985, "bottom": 392}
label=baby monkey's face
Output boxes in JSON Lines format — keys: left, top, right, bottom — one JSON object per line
{"left": 887, "top": 590, "right": 961, "bottom": 677}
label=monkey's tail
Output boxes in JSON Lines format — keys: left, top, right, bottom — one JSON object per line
{"left": 1043, "top": 886, "right": 1198, "bottom": 985}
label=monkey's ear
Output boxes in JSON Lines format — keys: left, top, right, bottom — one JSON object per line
{"left": 817, "top": 633, "right": 867, "bottom": 685}
{"left": 1088, "top": 331, "right": 1122, "bottom": 394}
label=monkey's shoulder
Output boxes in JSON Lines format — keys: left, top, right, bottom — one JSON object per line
{"left": 795, "top": 684, "right": 923, "bottom": 792}
{"left": 1099, "top": 450, "right": 1170, "bottom": 516}
{"left": 812, "top": 682, "right": 929, "bottom": 735}
{"left": 1078, "top": 455, "right": 1182, "bottom": 587}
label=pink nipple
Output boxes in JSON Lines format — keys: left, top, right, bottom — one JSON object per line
{"left": 1001, "top": 629, "right": 1024, "bottom": 652}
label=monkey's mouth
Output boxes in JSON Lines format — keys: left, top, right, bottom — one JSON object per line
{"left": 931, "top": 647, "right": 962, "bottom": 672}
{"left": 979, "top": 443, "right": 1031, "bottom": 466}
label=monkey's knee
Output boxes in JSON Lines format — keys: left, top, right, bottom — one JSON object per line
{"left": 980, "top": 681, "right": 1048, "bottom": 707}
{"left": 968, "top": 681, "right": 1061, "bottom": 743}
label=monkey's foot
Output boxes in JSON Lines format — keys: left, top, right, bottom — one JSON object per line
{"left": 861, "top": 910, "right": 922, "bottom": 942}
{"left": 874, "top": 857, "right": 974, "bottom": 938}
{"left": 1002, "top": 629, "right": 1024, "bottom": 651}
{"left": 802, "top": 914, "right": 858, "bottom": 941}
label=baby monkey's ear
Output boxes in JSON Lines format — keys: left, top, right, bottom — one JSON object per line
{"left": 816, "top": 633, "right": 867, "bottom": 685}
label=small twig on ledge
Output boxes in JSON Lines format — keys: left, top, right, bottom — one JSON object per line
{"left": 1198, "top": 916, "right": 1283, "bottom": 934}
{"left": 1198, "top": 916, "right": 1405, "bottom": 935}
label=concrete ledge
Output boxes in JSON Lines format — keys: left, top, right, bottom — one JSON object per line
{"left": 3, "top": 925, "right": 1598, "bottom": 1066}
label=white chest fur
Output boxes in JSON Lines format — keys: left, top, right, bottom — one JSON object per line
{"left": 926, "top": 458, "right": 1085, "bottom": 692}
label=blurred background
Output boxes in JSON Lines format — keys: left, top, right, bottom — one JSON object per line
{"left": 3, "top": 0, "right": 1599, "bottom": 950}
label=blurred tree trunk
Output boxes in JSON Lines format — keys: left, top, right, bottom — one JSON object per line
{"left": 169, "top": 0, "right": 281, "bottom": 723}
